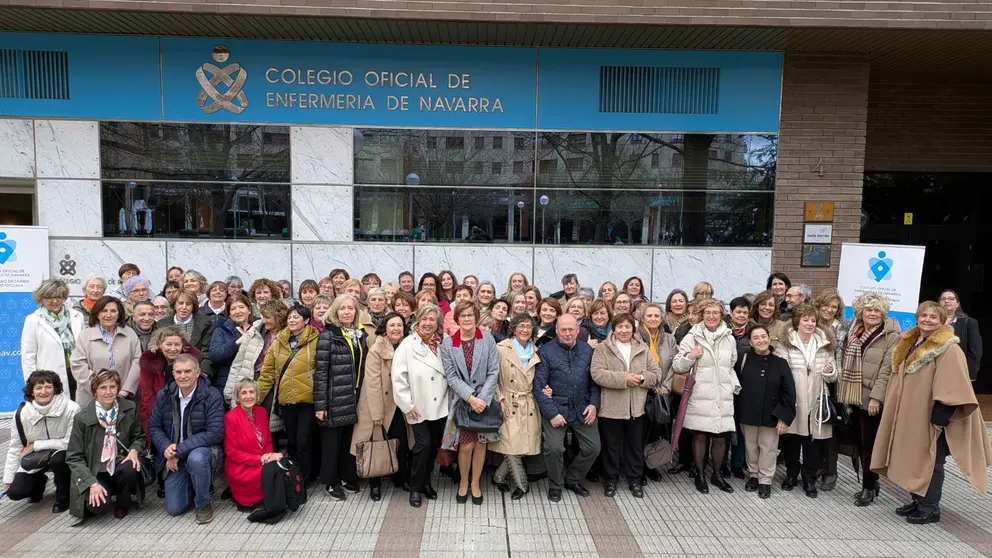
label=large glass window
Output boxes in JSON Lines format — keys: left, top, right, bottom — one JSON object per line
{"left": 353, "top": 129, "right": 776, "bottom": 246}
{"left": 100, "top": 123, "right": 291, "bottom": 238}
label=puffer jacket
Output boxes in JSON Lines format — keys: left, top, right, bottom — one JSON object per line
{"left": 774, "top": 327, "right": 839, "bottom": 439}
{"left": 147, "top": 376, "right": 225, "bottom": 474}
{"left": 224, "top": 319, "right": 268, "bottom": 404}
{"left": 314, "top": 324, "right": 368, "bottom": 428}
{"left": 533, "top": 338, "right": 599, "bottom": 424}
{"left": 258, "top": 325, "right": 320, "bottom": 407}
{"left": 591, "top": 334, "right": 664, "bottom": 420}
{"left": 841, "top": 317, "right": 901, "bottom": 407}
{"left": 672, "top": 321, "right": 740, "bottom": 434}
{"left": 138, "top": 341, "right": 203, "bottom": 445}
{"left": 4, "top": 394, "right": 81, "bottom": 483}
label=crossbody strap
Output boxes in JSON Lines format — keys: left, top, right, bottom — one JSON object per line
{"left": 15, "top": 402, "right": 27, "bottom": 448}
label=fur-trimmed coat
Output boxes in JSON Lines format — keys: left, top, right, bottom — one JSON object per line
{"left": 871, "top": 325, "right": 992, "bottom": 496}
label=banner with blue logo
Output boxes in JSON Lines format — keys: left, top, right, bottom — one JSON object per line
{"left": 837, "top": 243, "right": 926, "bottom": 330}
{"left": 0, "top": 226, "right": 50, "bottom": 412}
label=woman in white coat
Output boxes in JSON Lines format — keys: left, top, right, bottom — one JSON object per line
{"left": 21, "top": 279, "right": 85, "bottom": 400}
{"left": 774, "top": 304, "right": 838, "bottom": 499}
{"left": 672, "top": 299, "right": 739, "bottom": 495}
{"left": 392, "top": 304, "right": 449, "bottom": 508}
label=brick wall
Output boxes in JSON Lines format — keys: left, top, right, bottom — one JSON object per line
{"left": 865, "top": 80, "right": 992, "bottom": 173}
{"left": 771, "top": 53, "right": 870, "bottom": 296}
{"left": 6, "top": 0, "right": 992, "bottom": 30}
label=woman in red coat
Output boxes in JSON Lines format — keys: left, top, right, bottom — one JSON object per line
{"left": 224, "top": 377, "right": 283, "bottom": 510}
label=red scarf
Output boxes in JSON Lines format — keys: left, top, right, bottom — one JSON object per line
{"left": 418, "top": 325, "right": 442, "bottom": 355}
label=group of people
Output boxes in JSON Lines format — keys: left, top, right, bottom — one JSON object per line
{"left": 5, "top": 263, "right": 990, "bottom": 528}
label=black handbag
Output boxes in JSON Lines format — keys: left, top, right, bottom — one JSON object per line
{"left": 454, "top": 398, "right": 503, "bottom": 433}
{"left": 644, "top": 391, "right": 672, "bottom": 426}
{"left": 819, "top": 378, "right": 849, "bottom": 426}
{"left": 261, "top": 344, "right": 302, "bottom": 418}
{"left": 14, "top": 402, "right": 57, "bottom": 470}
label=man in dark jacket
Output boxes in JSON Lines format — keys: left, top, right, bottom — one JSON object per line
{"left": 148, "top": 353, "right": 225, "bottom": 524}
{"left": 533, "top": 314, "right": 601, "bottom": 502}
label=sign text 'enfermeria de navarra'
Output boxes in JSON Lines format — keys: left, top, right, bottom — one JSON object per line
{"left": 263, "top": 68, "right": 505, "bottom": 113}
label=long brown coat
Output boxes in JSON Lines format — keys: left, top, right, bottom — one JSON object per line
{"left": 351, "top": 335, "right": 414, "bottom": 455}
{"left": 592, "top": 334, "right": 664, "bottom": 420}
{"left": 489, "top": 339, "right": 542, "bottom": 456}
{"left": 871, "top": 325, "right": 992, "bottom": 495}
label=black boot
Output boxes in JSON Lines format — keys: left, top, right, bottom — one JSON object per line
{"left": 694, "top": 474, "right": 709, "bottom": 494}
{"left": 781, "top": 477, "right": 798, "bottom": 491}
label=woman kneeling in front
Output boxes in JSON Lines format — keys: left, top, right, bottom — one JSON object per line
{"left": 3, "top": 370, "right": 81, "bottom": 513}
{"left": 66, "top": 369, "right": 145, "bottom": 522}
{"left": 224, "top": 378, "right": 282, "bottom": 512}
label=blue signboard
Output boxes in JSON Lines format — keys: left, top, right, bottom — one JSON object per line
{"left": 537, "top": 49, "right": 783, "bottom": 133}
{"left": 0, "top": 32, "right": 785, "bottom": 133}
{"left": 0, "top": 32, "right": 161, "bottom": 120}
{"left": 160, "top": 38, "right": 538, "bottom": 128}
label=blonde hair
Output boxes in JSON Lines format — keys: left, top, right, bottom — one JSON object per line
{"left": 181, "top": 270, "right": 208, "bottom": 295}
{"left": 916, "top": 301, "right": 948, "bottom": 323}
{"left": 852, "top": 291, "right": 890, "bottom": 318}
{"left": 564, "top": 297, "right": 589, "bottom": 318}
{"left": 692, "top": 281, "right": 714, "bottom": 299}
{"left": 697, "top": 298, "right": 725, "bottom": 317}
{"left": 327, "top": 293, "right": 360, "bottom": 327}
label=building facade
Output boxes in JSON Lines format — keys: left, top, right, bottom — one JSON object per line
{"left": 1, "top": 3, "right": 992, "bottom": 375}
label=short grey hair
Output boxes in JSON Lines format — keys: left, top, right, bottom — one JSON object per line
{"left": 32, "top": 278, "right": 70, "bottom": 304}
{"left": 82, "top": 274, "right": 108, "bottom": 294}
{"left": 367, "top": 287, "right": 387, "bottom": 299}
{"left": 232, "top": 378, "right": 260, "bottom": 403}
{"left": 795, "top": 283, "right": 813, "bottom": 303}
{"left": 181, "top": 270, "right": 208, "bottom": 294}
{"left": 226, "top": 275, "right": 244, "bottom": 289}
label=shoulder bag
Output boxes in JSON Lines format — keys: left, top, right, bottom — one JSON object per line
{"left": 644, "top": 391, "right": 671, "bottom": 427}
{"left": 261, "top": 344, "right": 302, "bottom": 418}
{"left": 818, "top": 375, "right": 848, "bottom": 426}
{"left": 454, "top": 398, "right": 503, "bottom": 433}
{"left": 355, "top": 424, "right": 399, "bottom": 479}
{"left": 15, "top": 402, "right": 57, "bottom": 471}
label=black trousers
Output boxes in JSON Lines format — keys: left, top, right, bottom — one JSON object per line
{"left": 319, "top": 424, "right": 358, "bottom": 486}
{"left": 6, "top": 450, "right": 70, "bottom": 504}
{"left": 915, "top": 432, "right": 950, "bottom": 514}
{"left": 280, "top": 402, "right": 316, "bottom": 481}
{"left": 409, "top": 418, "right": 445, "bottom": 493}
{"left": 369, "top": 408, "right": 411, "bottom": 489}
{"left": 781, "top": 433, "right": 824, "bottom": 481}
{"left": 86, "top": 460, "right": 140, "bottom": 515}
{"left": 851, "top": 408, "right": 883, "bottom": 489}
{"left": 599, "top": 416, "right": 646, "bottom": 485}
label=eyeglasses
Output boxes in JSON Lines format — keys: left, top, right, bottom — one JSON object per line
{"left": 515, "top": 324, "right": 533, "bottom": 330}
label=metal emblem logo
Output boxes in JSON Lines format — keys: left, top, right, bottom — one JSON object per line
{"left": 196, "top": 45, "right": 248, "bottom": 115}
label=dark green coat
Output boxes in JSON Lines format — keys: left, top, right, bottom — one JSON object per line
{"left": 66, "top": 397, "right": 146, "bottom": 519}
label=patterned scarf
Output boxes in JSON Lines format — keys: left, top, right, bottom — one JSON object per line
{"left": 839, "top": 324, "right": 878, "bottom": 406}
{"left": 98, "top": 325, "right": 118, "bottom": 370}
{"left": 95, "top": 401, "right": 119, "bottom": 475}
{"left": 43, "top": 306, "right": 75, "bottom": 353}
{"left": 665, "top": 313, "right": 685, "bottom": 335}
{"left": 418, "top": 324, "right": 442, "bottom": 355}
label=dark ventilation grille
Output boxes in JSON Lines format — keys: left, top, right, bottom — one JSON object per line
{"left": 599, "top": 66, "right": 719, "bottom": 114}
{"left": 0, "top": 49, "right": 71, "bottom": 100}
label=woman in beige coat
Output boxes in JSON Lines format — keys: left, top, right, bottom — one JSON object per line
{"left": 350, "top": 313, "right": 413, "bottom": 502}
{"left": 489, "top": 315, "right": 542, "bottom": 500}
{"left": 837, "top": 292, "right": 901, "bottom": 506}
{"left": 774, "top": 304, "right": 838, "bottom": 499}
{"left": 592, "top": 313, "right": 664, "bottom": 499}
{"left": 70, "top": 296, "right": 141, "bottom": 406}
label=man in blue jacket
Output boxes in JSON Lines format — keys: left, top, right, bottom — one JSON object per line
{"left": 148, "top": 353, "right": 225, "bottom": 523}
{"left": 533, "top": 314, "right": 601, "bottom": 502}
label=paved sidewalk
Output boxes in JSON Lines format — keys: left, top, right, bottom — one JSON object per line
{"left": 2, "top": 416, "right": 992, "bottom": 558}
